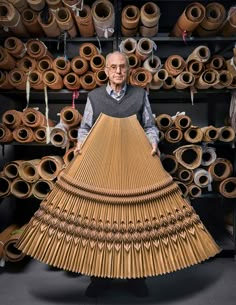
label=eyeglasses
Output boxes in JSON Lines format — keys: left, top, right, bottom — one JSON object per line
{"left": 106, "top": 64, "right": 127, "bottom": 73}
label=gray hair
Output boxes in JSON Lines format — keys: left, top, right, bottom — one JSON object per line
{"left": 105, "top": 51, "right": 129, "bottom": 68}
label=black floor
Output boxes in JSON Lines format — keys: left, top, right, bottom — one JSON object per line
{"left": 0, "top": 256, "right": 236, "bottom": 305}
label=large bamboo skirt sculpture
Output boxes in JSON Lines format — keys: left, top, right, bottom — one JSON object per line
{"left": 17, "top": 114, "right": 220, "bottom": 278}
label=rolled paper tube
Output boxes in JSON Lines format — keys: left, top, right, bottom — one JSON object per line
{"left": 121, "top": 25, "right": 138, "bottom": 37}
{"left": 164, "top": 127, "right": 183, "bottom": 143}
{"left": 213, "top": 70, "right": 233, "bottom": 89}
{"left": 9, "top": 69, "right": 28, "bottom": 90}
{"left": 60, "top": 106, "right": 82, "bottom": 128}
{"left": 174, "top": 114, "right": 192, "bottom": 130}
{"left": 22, "top": 107, "right": 55, "bottom": 128}
{"left": 187, "top": 45, "right": 211, "bottom": 63}
{"left": 193, "top": 168, "right": 213, "bottom": 188}
{"left": 161, "top": 154, "right": 178, "bottom": 175}
{"left": 143, "top": 55, "right": 162, "bottom": 75}
{"left": 16, "top": 56, "right": 37, "bottom": 72}
{"left": 129, "top": 67, "right": 152, "bottom": 88}
{"left": 46, "top": 0, "right": 63, "bottom": 10}
{"left": 71, "top": 56, "right": 89, "bottom": 75}
{"left": 135, "top": 38, "right": 154, "bottom": 61}
{"left": 176, "top": 167, "right": 194, "bottom": 185}
{"left": 32, "top": 179, "right": 55, "bottom": 200}
{"left": 149, "top": 69, "right": 168, "bottom": 90}
{"left": 90, "top": 54, "right": 106, "bottom": 72}
{"left": 0, "top": 224, "right": 20, "bottom": 258}
{"left": 2, "top": 109, "right": 23, "bottom": 129}
{"left": 163, "top": 75, "right": 176, "bottom": 90}
{"left": 12, "top": 125, "right": 34, "bottom": 143}
{"left": 0, "top": 175, "right": 11, "bottom": 197}
{"left": 52, "top": 56, "right": 71, "bottom": 76}
{"left": 38, "top": 56, "right": 53, "bottom": 72}
{"left": 22, "top": 8, "right": 45, "bottom": 37}
{"left": 67, "top": 127, "right": 78, "bottom": 143}
{"left": 18, "top": 159, "right": 41, "bottom": 183}
{"left": 174, "top": 144, "right": 202, "bottom": 170}
{"left": 170, "top": 2, "right": 206, "bottom": 37}
{"left": 94, "top": 69, "right": 108, "bottom": 86}
{"left": 0, "top": 71, "right": 14, "bottom": 90}
{"left": 38, "top": 155, "right": 64, "bottom": 180}
{"left": 74, "top": 4, "right": 95, "bottom": 38}
{"left": 43, "top": 70, "right": 64, "bottom": 90}
{"left": 218, "top": 126, "right": 235, "bottom": 142}
{"left": 0, "top": 2, "right": 29, "bottom": 37}
{"left": 26, "top": 39, "right": 53, "bottom": 60}
{"left": 208, "top": 158, "right": 233, "bottom": 182}
{"left": 194, "top": 2, "right": 226, "bottom": 37}
{"left": 33, "top": 126, "right": 47, "bottom": 143}
{"left": 175, "top": 71, "right": 195, "bottom": 89}
{"left": 3, "top": 160, "right": 22, "bottom": 179}
{"left": 226, "top": 56, "right": 236, "bottom": 78}
{"left": 140, "top": 2, "right": 160, "bottom": 28}
{"left": 155, "top": 113, "right": 174, "bottom": 131}
{"left": 50, "top": 125, "right": 68, "bottom": 148}
{"left": 38, "top": 9, "right": 62, "bottom": 37}
{"left": 218, "top": 7, "right": 236, "bottom": 37}
{"left": 188, "top": 183, "right": 202, "bottom": 198}
{"left": 159, "top": 130, "right": 165, "bottom": 142}
{"left": 127, "top": 54, "right": 141, "bottom": 69}
{"left": 175, "top": 181, "right": 188, "bottom": 197}
{"left": 91, "top": 0, "right": 115, "bottom": 38}
{"left": 218, "top": 177, "right": 236, "bottom": 198}
{"left": 195, "top": 69, "right": 219, "bottom": 90}
{"left": 0, "top": 47, "right": 16, "bottom": 70}
{"left": 63, "top": 147, "right": 75, "bottom": 165}
{"left": 79, "top": 43, "right": 99, "bottom": 61}
{"left": 186, "top": 60, "right": 205, "bottom": 78}
{"left": 4, "top": 36, "right": 27, "bottom": 58}
{"left": 164, "top": 55, "right": 186, "bottom": 76}
{"left": 11, "top": 178, "right": 33, "bottom": 199}
{"left": 55, "top": 6, "right": 78, "bottom": 38}
{"left": 201, "top": 125, "right": 220, "bottom": 142}
{"left": 28, "top": 70, "right": 45, "bottom": 90}
{"left": 3, "top": 224, "right": 27, "bottom": 262}
{"left": 121, "top": 5, "right": 140, "bottom": 30}
{"left": 206, "top": 55, "right": 226, "bottom": 71}
{"left": 63, "top": 72, "right": 81, "bottom": 90}
{"left": 228, "top": 75, "right": 236, "bottom": 89}
{"left": 9, "top": 0, "right": 28, "bottom": 13}
{"left": 80, "top": 71, "right": 97, "bottom": 91}
{"left": 120, "top": 38, "right": 137, "bottom": 55}
{"left": 201, "top": 146, "right": 217, "bottom": 167}
{"left": 139, "top": 24, "right": 159, "bottom": 37}
{"left": 27, "top": 0, "right": 46, "bottom": 11}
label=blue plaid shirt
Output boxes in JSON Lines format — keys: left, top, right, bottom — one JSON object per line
{"left": 78, "top": 83, "right": 159, "bottom": 145}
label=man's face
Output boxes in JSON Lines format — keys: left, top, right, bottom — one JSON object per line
{"left": 105, "top": 53, "right": 128, "bottom": 87}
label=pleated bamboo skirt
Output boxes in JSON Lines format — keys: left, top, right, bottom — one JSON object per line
{"left": 17, "top": 114, "right": 221, "bottom": 278}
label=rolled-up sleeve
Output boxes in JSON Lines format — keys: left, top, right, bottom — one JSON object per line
{"left": 77, "top": 98, "right": 93, "bottom": 144}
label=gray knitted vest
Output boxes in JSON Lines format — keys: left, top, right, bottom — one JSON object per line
{"left": 88, "top": 85, "right": 145, "bottom": 124}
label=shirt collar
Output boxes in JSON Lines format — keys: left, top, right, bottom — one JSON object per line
{"left": 106, "top": 83, "right": 127, "bottom": 97}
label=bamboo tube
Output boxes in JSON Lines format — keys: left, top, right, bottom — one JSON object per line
{"left": 11, "top": 178, "right": 33, "bottom": 198}
{"left": 52, "top": 57, "right": 71, "bottom": 76}
{"left": 2, "top": 109, "right": 22, "bottom": 130}
{"left": 37, "top": 155, "right": 64, "bottom": 181}
{"left": 3, "top": 160, "right": 22, "bottom": 179}
{"left": 32, "top": 179, "right": 55, "bottom": 200}
{"left": 4, "top": 36, "right": 27, "bottom": 59}
{"left": 18, "top": 159, "right": 41, "bottom": 183}
{"left": 0, "top": 173, "right": 11, "bottom": 198}
{"left": 218, "top": 177, "right": 236, "bottom": 198}
{"left": 60, "top": 106, "right": 82, "bottom": 128}
{"left": 0, "top": 123, "right": 13, "bottom": 143}
{"left": 208, "top": 158, "right": 233, "bottom": 182}
{"left": 73, "top": 4, "right": 95, "bottom": 38}
{"left": 12, "top": 125, "right": 34, "bottom": 143}
{"left": 0, "top": 71, "right": 14, "bottom": 90}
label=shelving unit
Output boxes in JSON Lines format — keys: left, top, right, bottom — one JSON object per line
{"left": 0, "top": 0, "right": 236, "bottom": 258}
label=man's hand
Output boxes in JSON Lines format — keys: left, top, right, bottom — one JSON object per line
{"left": 74, "top": 142, "right": 82, "bottom": 155}
{"left": 151, "top": 143, "right": 160, "bottom": 157}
